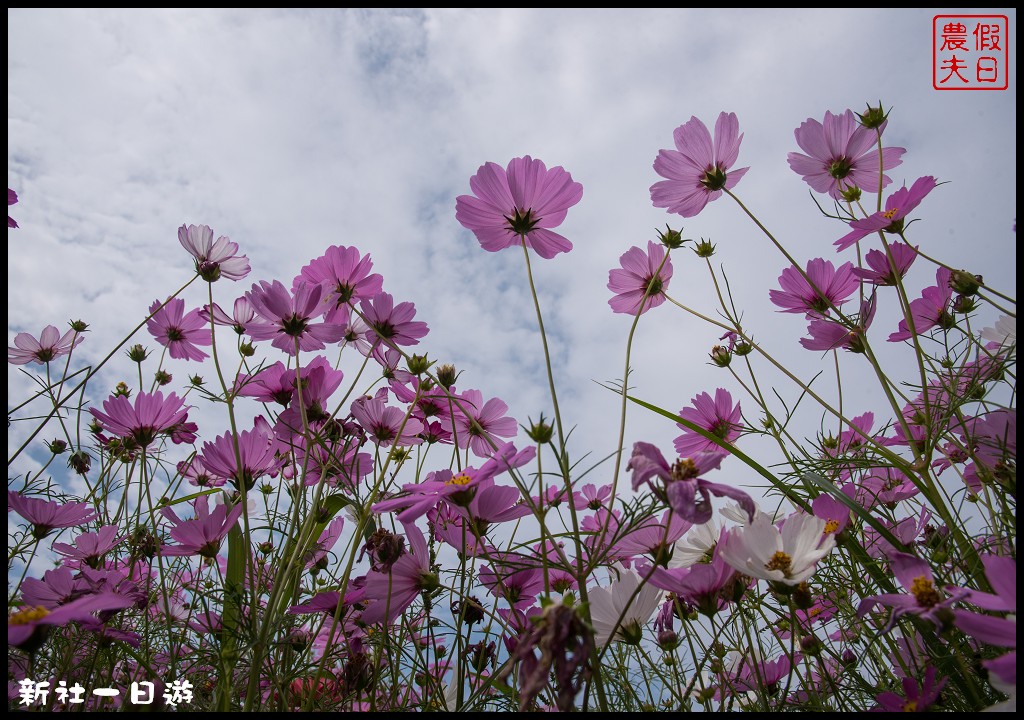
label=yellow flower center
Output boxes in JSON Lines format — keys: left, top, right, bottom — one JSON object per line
{"left": 823, "top": 519, "right": 840, "bottom": 534}
{"left": 446, "top": 472, "right": 472, "bottom": 486}
{"left": 910, "top": 576, "right": 942, "bottom": 607}
{"left": 9, "top": 606, "right": 49, "bottom": 625}
{"left": 903, "top": 700, "right": 918, "bottom": 712}
{"left": 882, "top": 208, "right": 899, "bottom": 220}
{"left": 671, "top": 458, "right": 699, "bottom": 481}
{"left": 765, "top": 551, "right": 793, "bottom": 574}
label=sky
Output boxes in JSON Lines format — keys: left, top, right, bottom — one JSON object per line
{"left": 7, "top": 8, "right": 1018, "bottom": 511}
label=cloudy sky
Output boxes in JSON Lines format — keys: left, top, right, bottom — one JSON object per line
{"left": 8, "top": 9, "right": 1017, "bottom": 507}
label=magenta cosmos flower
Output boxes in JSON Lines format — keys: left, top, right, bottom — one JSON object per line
{"left": 178, "top": 223, "right": 250, "bottom": 282}
{"left": 851, "top": 242, "right": 918, "bottom": 286}
{"left": 787, "top": 109, "right": 905, "bottom": 200}
{"left": 198, "top": 417, "right": 283, "bottom": 491}
{"left": 147, "top": 297, "right": 212, "bottom": 361}
{"left": 8, "top": 324, "right": 84, "bottom": 365}
{"left": 835, "top": 176, "right": 936, "bottom": 251}
{"left": 295, "top": 245, "right": 384, "bottom": 322}
{"left": 455, "top": 155, "right": 584, "bottom": 259}
{"left": 607, "top": 241, "right": 674, "bottom": 315}
{"left": 246, "top": 279, "right": 345, "bottom": 355}
{"left": 628, "top": 441, "right": 755, "bottom": 525}
{"left": 888, "top": 266, "right": 954, "bottom": 342}
{"left": 8, "top": 492, "right": 98, "bottom": 539}
{"left": 650, "top": 111, "right": 748, "bottom": 218}
{"left": 360, "top": 521, "right": 438, "bottom": 625}
{"left": 358, "top": 291, "right": 429, "bottom": 351}
{"left": 89, "top": 390, "right": 190, "bottom": 448}
{"left": 769, "top": 258, "right": 859, "bottom": 315}
{"left": 674, "top": 388, "right": 743, "bottom": 457}
{"left": 8, "top": 188, "right": 18, "bottom": 228}
{"left": 161, "top": 495, "right": 245, "bottom": 558}
{"left": 452, "top": 388, "right": 518, "bottom": 458}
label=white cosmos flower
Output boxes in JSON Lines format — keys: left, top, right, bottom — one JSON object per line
{"left": 669, "top": 519, "right": 720, "bottom": 569}
{"left": 588, "top": 564, "right": 664, "bottom": 647}
{"left": 719, "top": 512, "right": 835, "bottom": 586}
{"left": 981, "top": 315, "right": 1016, "bottom": 347}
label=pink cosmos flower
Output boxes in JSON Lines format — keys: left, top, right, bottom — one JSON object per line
{"left": 646, "top": 552, "right": 738, "bottom": 618}
{"left": 305, "top": 516, "right": 346, "bottom": 569}
{"left": 888, "top": 267, "right": 954, "bottom": 342}
{"left": 296, "top": 245, "right": 384, "bottom": 322}
{"left": 201, "top": 297, "right": 264, "bottom": 335}
{"left": 455, "top": 155, "right": 584, "bottom": 259}
{"left": 147, "top": 297, "right": 212, "bottom": 361}
{"left": 800, "top": 292, "right": 876, "bottom": 353}
{"left": 607, "top": 241, "right": 674, "bottom": 315}
{"left": 89, "top": 390, "right": 190, "bottom": 448}
{"left": 628, "top": 441, "right": 754, "bottom": 525}
{"left": 857, "top": 551, "right": 966, "bottom": 632}
{"left": 20, "top": 567, "right": 83, "bottom": 609}
{"left": 8, "top": 188, "right": 17, "bottom": 228}
{"left": 610, "top": 509, "right": 692, "bottom": 564}
{"left": 198, "top": 417, "right": 283, "bottom": 491}
{"left": 835, "top": 176, "right": 936, "bottom": 251}
{"left": 8, "top": 592, "right": 135, "bottom": 650}
{"left": 246, "top": 279, "right": 345, "bottom": 355}
{"left": 178, "top": 223, "right": 250, "bottom": 282}
{"left": 374, "top": 441, "right": 535, "bottom": 523}
{"left": 160, "top": 495, "right": 244, "bottom": 558}
{"left": 650, "top": 111, "right": 748, "bottom": 218}
{"left": 52, "top": 525, "right": 123, "bottom": 568}
{"left": 770, "top": 258, "right": 859, "bottom": 315}
{"left": 851, "top": 242, "right": 918, "bottom": 286}
{"left": 358, "top": 291, "right": 429, "bottom": 351}
{"left": 950, "top": 555, "right": 1016, "bottom": 695}
{"left": 360, "top": 521, "right": 438, "bottom": 625}
{"left": 452, "top": 389, "right": 518, "bottom": 458}
{"left": 274, "top": 355, "right": 346, "bottom": 435}
{"left": 673, "top": 388, "right": 743, "bottom": 457}
{"left": 8, "top": 492, "right": 98, "bottom": 539}
{"left": 873, "top": 665, "right": 947, "bottom": 712}
{"left": 350, "top": 395, "right": 424, "bottom": 448}
{"left": 787, "top": 109, "right": 905, "bottom": 200}
{"left": 8, "top": 324, "right": 84, "bottom": 365}
{"left": 480, "top": 557, "right": 545, "bottom": 610}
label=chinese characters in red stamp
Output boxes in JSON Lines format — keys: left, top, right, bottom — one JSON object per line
{"left": 933, "top": 15, "right": 1009, "bottom": 90}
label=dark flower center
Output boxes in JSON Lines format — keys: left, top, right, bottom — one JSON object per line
{"left": 166, "top": 328, "right": 185, "bottom": 342}
{"left": 504, "top": 207, "right": 540, "bottom": 235}
{"left": 282, "top": 314, "right": 309, "bottom": 337}
{"left": 828, "top": 156, "right": 854, "bottom": 180}
{"left": 700, "top": 165, "right": 728, "bottom": 191}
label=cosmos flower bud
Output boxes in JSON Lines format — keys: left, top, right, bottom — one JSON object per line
{"left": 694, "top": 238, "right": 717, "bottom": 258}
{"left": 127, "top": 344, "right": 149, "bottom": 362}
{"left": 526, "top": 415, "right": 554, "bottom": 444}
{"left": 436, "top": 363, "right": 458, "bottom": 389}
{"left": 839, "top": 184, "right": 862, "bottom": 203}
{"left": 407, "top": 353, "right": 433, "bottom": 375}
{"left": 710, "top": 345, "right": 732, "bottom": 367}
{"left": 799, "top": 634, "right": 823, "bottom": 656}
{"left": 949, "top": 269, "right": 983, "bottom": 296}
{"left": 155, "top": 370, "right": 173, "bottom": 386}
{"left": 856, "top": 101, "right": 889, "bottom": 130}
{"left": 69, "top": 319, "right": 89, "bottom": 333}
{"left": 657, "top": 224, "right": 685, "bottom": 249}
{"left": 47, "top": 439, "right": 68, "bottom": 454}
{"left": 114, "top": 382, "right": 132, "bottom": 398}
{"left": 239, "top": 341, "right": 256, "bottom": 357}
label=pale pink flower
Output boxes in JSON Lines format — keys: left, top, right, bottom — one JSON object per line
{"left": 89, "top": 390, "right": 190, "bottom": 448}
{"left": 456, "top": 155, "right": 583, "bottom": 259}
{"left": 719, "top": 512, "right": 835, "bottom": 586}
{"left": 650, "top": 111, "right": 748, "bottom": 218}
{"left": 178, "top": 223, "right": 250, "bottom": 281}
{"left": 787, "top": 109, "right": 905, "bottom": 200}
{"left": 8, "top": 324, "right": 84, "bottom": 365}
{"left": 607, "top": 240, "right": 673, "bottom": 315}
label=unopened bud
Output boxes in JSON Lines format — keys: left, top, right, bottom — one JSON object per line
{"left": 407, "top": 353, "right": 433, "bottom": 375}
{"left": 657, "top": 224, "right": 685, "bottom": 250}
{"left": 436, "top": 363, "right": 458, "bottom": 389}
{"left": 949, "top": 270, "right": 983, "bottom": 297}
{"left": 155, "top": 370, "right": 173, "bottom": 386}
{"left": 694, "top": 238, "right": 716, "bottom": 258}
{"left": 710, "top": 345, "right": 731, "bottom": 368}
{"left": 127, "top": 344, "right": 149, "bottom": 363}
{"left": 47, "top": 439, "right": 68, "bottom": 454}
